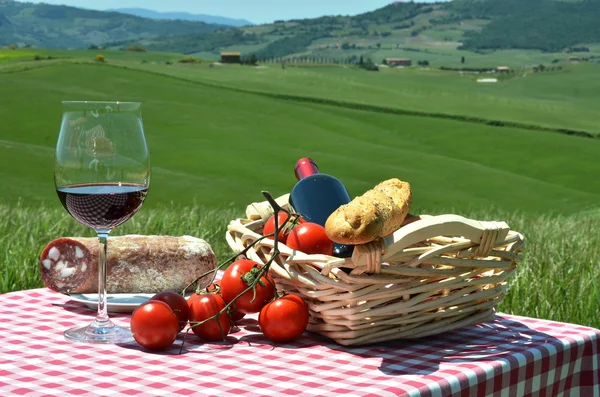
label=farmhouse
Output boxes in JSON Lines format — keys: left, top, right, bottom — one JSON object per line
{"left": 385, "top": 58, "right": 412, "bottom": 67}
{"left": 220, "top": 52, "right": 241, "bottom": 64}
{"left": 494, "top": 66, "right": 510, "bottom": 73}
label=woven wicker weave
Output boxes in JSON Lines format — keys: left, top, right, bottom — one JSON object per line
{"left": 226, "top": 198, "right": 524, "bottom": 346}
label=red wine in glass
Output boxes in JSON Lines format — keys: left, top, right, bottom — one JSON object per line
{"left": 56, "top": 183, "right": 148, "bottom": 230}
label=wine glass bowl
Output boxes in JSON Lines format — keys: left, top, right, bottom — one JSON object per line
{"left": 55, "top": 101, "right": 150, "bottom": 343}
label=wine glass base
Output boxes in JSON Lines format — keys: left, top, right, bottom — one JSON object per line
{"left": 64, "top": 322, "right": 133, "bottom": 344}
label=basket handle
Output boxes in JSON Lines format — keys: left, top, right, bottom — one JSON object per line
{"left": 352, "top": 214, "right": 510, "bottom": 270}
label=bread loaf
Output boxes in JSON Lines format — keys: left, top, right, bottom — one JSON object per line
{"left": 40, "top": 235, "right": 216, "bottom": 294}
{"left": 325, "top": 178, "right": 411, "bottom": 245}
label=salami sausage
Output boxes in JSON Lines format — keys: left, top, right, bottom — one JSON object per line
{"left": 40, "top": 235, "right": 216, "bottom": 294}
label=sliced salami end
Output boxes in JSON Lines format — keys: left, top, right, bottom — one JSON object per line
{"left": 40, "top": 238, "right": 93, "bottom": 294}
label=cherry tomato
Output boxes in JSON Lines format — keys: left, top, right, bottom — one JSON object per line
{"left": 150, "top": 291, "right": 189, "bottom": 332}
{"left": 131, "top": 300, "right": 179, "bottom": 350}
{"left": 187, "top": 281, "right": 222, "bottom": 309}
{"left": 188, "top": 293, "right": 231, "bottom": 341}
{"left": 220, "top": 259, "right": 275, "bottom": 314}
{"left": 259, "top": 294, "right": 310, "bottom": 342}
{"left": 187, "top": 291, "right": 202, "bottom": 308}
{"left": 227, "top": 305, "right": 246, "bottom": 322}
{"left": 263, "top": 212, "right": 306, "bottom": 244}
{"left": 263, "top": 211, "right": 291, "bottom": 243}
{"left": 188, "top": 286, "right": 245, "bottom": 322}
{"left": 286, "top": 222, "right": 334, "bottom": 256}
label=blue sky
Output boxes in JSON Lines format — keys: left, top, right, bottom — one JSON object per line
{"left": 24, "top": 0, "right": 446, "bottom": 24}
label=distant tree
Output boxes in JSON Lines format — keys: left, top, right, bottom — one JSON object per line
{"left": 341, "top": 42, "right": 351, "bottom": 50}
{"left": 243, "top": 54, "right": 258, "bottom": 66}
{"left": 178, "top": 56, "right": 201, "bottom": 64}
{"left": 359, "top": 55, "right": 364, "bottom": 65}
{"left": 359, "top": 58, "right": 379, "bottom": 71}
{"left": 126, "top": 45, "right": 147, "bottom": 52}
{"left": 95, "top": 54, "right": 105, "bottom": 62}
{"left": 461, "top": 56, "right": 465, "bottom": 64}
{"left": 88, "top": 44, "right": 99, "bottom": 50}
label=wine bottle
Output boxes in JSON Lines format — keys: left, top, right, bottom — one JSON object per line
{"left": 289, "top": 158, "right": 354, "bottom": 258}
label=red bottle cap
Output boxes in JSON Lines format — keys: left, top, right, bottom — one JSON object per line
{"left": 294, "top": 157, "right": 319, "bottom": 180}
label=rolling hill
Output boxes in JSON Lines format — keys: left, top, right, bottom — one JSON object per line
{"left": 108, "top": 8, "right": 253, "bottom": 27}
{"left": 0, "top": 0, "right": 223, "bottom": 48}
{"left": 125, "top": 0, "right": 600, "bottom": 62}
{"left": 3, "top": 0, "right": 600, "bottom": 63}
{"left": 0, "top": 54, "right": 599, "bottom": 217}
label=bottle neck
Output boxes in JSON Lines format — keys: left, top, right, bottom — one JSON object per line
{"left": 294, "top": 158, "right": 320, "bottom": 180}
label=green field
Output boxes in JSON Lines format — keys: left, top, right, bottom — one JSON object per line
{"left": 0, "top": 51, "right": 599, "bottom": 329}
{"left": 1, "top": 55, "right": 599, "bottom": 213}
{"left": 0, "top": 48, "right": 183, "bottom": 64}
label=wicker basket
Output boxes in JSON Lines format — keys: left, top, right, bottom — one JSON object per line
{"left": 226, "top": 196, "right": 525, "bottom": 346}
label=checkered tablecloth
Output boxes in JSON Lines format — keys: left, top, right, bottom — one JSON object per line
{"left": 0, "top": 288, "right": 598, "bottom": 397}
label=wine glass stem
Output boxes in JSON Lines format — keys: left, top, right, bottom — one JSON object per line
{"left": 95, "top": 231, "right": 110, "bottom": 327}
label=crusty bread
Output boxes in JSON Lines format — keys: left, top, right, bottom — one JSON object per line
{"left": 325, "top": 178, "right": 411, "bottom": 245}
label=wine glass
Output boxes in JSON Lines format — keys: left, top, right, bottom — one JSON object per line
{"left": 55, "top": 101, "right": 150, "bottom": 344}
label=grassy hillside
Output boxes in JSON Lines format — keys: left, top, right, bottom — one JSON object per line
{"left": 4, "top": 0, "right": 600, "bottom": 70}
{"left": 447, "top": 0, "right": 600, "bottom": 52}
{"left": 117, "top": 60, "right": 600, "bottom": 136}
{"left": 127, "top": 0, "right": 600, "bottom": 67}
{"left": 0, "top": 48, "right": 183, "bottom": 63}
{"left": 0, "top": 0, "right": 221, "bottom": 48}
{"left": 0, "top": 59, "right": 599, "bottom": 218}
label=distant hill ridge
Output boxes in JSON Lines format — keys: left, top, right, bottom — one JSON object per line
{"left": 107, "top": 8, "right": 253, "bottom": 27}
{"left": 0, "top": 0, "right": 222, "bottom": 48}
{"left": 120, "top": 0, "right": 600, "bottom": 58}
{"left": 1, "top": 0, "right": 600, "bottom": 56}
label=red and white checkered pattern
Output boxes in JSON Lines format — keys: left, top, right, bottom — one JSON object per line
{"left": 0, "top": 288, "right": 598, "bottom": 396}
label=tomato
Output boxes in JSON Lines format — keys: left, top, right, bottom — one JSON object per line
{"left": 263, "top": 211, "right": 291, "bottom": 243}
{"left": 188, "top": 287, "right": 245, "bottom": 322}
{"left": 187, "top": 291, "right": 202, "bottom": 308}
{"left": 259, "top": 294, "right": 310, "bottom": 342}
{"left": 131, "top": 300, "right": 179, "bottom": 350}
{"left": 286, "top": 222, "right": 334, "bottom": 256}
{"left": 150, "top": 291, "right": 189, "bottom": 332}
{"left": 188, "top": 293, "right": 231, "bottom": 341}
{"left": 220, "top": 259, "right": 275, "bottom": 314}
{"left": 227, "top": 305, "right": 246, "bottom": 322}
{"left": 263, "top": 211, "right": 305, "bottom": 244}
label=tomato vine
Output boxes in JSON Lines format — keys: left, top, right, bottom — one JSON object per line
{"left": 178, "top": 191, "right": 291, "bottom": 352}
